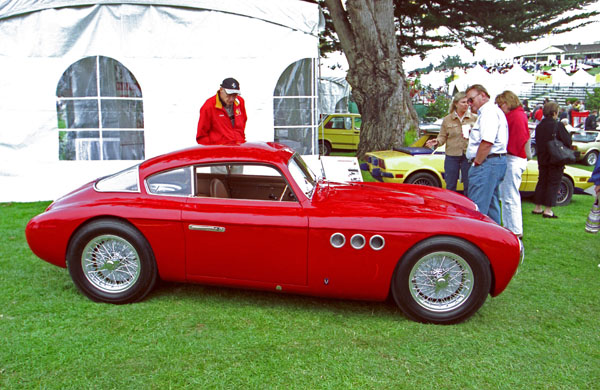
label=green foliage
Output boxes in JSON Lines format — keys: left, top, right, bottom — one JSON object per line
{"left": 320, "top": 0, "right": 598, "bottom": 58}
{"left": 426, "top": 95, "right": 450, "bottom": 119}
{"left": 2, "top": 199, "right": 600, "bottom": 389}
{"left": 585, "top": 87, "right": 600, "bottom": 111}
{"left": 565, "top": 97, "right": 579, "bottom": 104}
{"left": 403, "top": 128, "right": 418, "bottom": 146}
{"left": 435, "top": 55, "right": 465, "bottom": 71}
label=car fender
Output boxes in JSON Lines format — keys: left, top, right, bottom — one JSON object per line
{"left": 404, "top": 167, "right": 444, "bottom": 186}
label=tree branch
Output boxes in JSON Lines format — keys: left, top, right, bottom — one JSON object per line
{"left": 323, "top": 0, "right": 357, "bottom": 65}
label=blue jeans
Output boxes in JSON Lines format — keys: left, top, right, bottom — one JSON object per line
{"left": 468, "top": 156, "right": 507, "bottom": 224}
{"left": 444, "top": 154, "right": 470, "bottom": 194}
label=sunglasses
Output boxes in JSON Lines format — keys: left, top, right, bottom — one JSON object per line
{"left": 467, "top": 93, "right": 480, "bottom": 104}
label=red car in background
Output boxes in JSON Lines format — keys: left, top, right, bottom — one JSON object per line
{"left": 26, "top": 142, "right": 522, "bottom": 324}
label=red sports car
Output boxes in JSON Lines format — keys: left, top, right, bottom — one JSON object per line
{"left": 26, "top": 142, "right": 522, "bottom": 324}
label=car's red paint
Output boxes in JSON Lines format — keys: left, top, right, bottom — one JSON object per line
{"left": 26, "top": 142, "right": 521, "bottom": 315}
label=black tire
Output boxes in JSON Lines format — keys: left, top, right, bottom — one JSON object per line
{"left": 405, "top": 172, "right": 440, "bottom": 187}
{"left": 391, "top": 236, "right": 491, "bottom": 324}
{"left": 556, "top": 176, "right": 574, "bottom": 207}
{"left": 66, "top": 219, "right": 157, "bottom": 304}
{"left": 320, "top": 140, "right": 332, "bottom": 156}
{"left": 584, "top": 151, "right": 598, "bottom": 166}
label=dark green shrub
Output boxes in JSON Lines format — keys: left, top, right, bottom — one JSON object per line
{"left": 585, "top": 88, "right": 600, "bottom": 111}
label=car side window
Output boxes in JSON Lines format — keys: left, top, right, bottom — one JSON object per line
{"left": 354, "top": 117, "right": 361, "bottom": 130}
{"left": 95, "top": 165, "right": 140, "bottom": 192}
{"left": 326, "top": 117, "right": 346, "bottom": 129}
{"left": 146, "top": 167, "right": 193, "bottom": 196}
{"left": 344, "top": 117, "right": 352, "bottom": 130}
{"left": 195, "top": 164, "right": 297, "bottom": 202}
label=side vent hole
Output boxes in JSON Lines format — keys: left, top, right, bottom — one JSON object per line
{"left": 330, "top": 233, "right": 346, "bottom": 248}
{"left": 370, "top": 235, "right": 385, "bottom": 250}
{"left": 350, "top": 234, "right": 366, "bottom": 249}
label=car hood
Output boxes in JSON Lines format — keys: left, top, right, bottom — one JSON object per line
{"left": 367, "top": 150, "right": 411, "bottom": 159}
{"left": 312, "top": 180, "right": 483, "bottom": 220}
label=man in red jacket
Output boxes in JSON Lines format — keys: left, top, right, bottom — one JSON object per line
{"left": 196, "top": 78, "right": 247, "bottom": 145}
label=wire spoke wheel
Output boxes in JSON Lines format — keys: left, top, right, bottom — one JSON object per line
{"left": 391, "top": 236, "right": 491, "bottom": 324}
{"left": 82, "top": 234, "right": 141, "bottom": 293}
{"left": 409, "top": 251, "right": 473, "bottom": 312}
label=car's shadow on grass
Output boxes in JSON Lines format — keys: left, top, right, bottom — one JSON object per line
{"left": 148, "top": 280, "right": 405, "bottom": 320}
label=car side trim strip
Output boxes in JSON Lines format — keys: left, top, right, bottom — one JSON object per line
{"left": 188, "top": 225, "right": 226, "bottom": 232}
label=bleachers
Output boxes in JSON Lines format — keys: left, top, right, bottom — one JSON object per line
{"left": 520, "top": 85, "right": 597, "bottom": 107}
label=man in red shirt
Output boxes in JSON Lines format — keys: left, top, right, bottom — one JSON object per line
{"left": 196, "top": 78, "right": 247, "bottom": 145}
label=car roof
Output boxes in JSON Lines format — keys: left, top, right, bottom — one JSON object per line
{"left": 139, "top": 142, "right": 296, "bottom": 175}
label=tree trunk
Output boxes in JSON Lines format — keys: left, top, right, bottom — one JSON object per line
{"left": 323, "top": 0, "right": 419, "bottom": 159}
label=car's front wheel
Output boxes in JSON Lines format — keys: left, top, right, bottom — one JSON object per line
{"left": 391, "top": 236, "right": 491, "bottom": 324}
{"left": 67, "top": 219, "right": 157, "bottom": 304}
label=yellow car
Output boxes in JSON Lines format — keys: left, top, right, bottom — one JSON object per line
{"left": 361, "top": 144, "right": 593, "bottom": 206}
{"left": 318, "top": 113, "right": 362, "bottom": 155}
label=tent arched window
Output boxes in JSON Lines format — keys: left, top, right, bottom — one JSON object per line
{"left": 273, "top": 58, "right": 318, "bottom": 155}
{"left": 56, "top": 56, "right": 145, "bottom": 160}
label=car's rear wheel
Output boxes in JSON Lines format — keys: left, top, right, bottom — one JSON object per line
{"left": 319, "top": 140, "right": 332, "bottom": 156}
{"left": 556, "top": 175, "right": 574, "bottom": 206}
{"left": 584, "top": 151, "right": 598, "bottom": 166}
{"left": 391, "top": 236, "right": 491, "bottom": 324}
{"left": 67, "top": 219, "right": 157, "bottom": 304}
{"left": 405, "top": 172, "right": 440, "bottom": 187}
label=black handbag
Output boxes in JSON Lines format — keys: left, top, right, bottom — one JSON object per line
{"left": 548, "top": 121, "right": 576, "bottom": 165}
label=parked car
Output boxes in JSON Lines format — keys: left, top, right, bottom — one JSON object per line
{"left": 26, "top": 142, "right": 523, "bottom": 324}
{"left": 318, "top": 113, "right": 362, "bottom": 155}
{"left": 571, "top": 130, "right": 600, "bottom": 166}
{"left": 317, "top": 114, "right": 439, "bottom": 156}
{"left": 361, "top": 143, "right": 593, "bottom": 206}
{"left": 418, "top": 116, "right": 442, "bottom": 132}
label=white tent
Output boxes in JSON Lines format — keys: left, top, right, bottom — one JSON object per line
{"left": 570, "top": 69, "right": 596, "bottom": 86}
{"left": 420, "top": 71, "right": 448, "bottom": 89}
{"left": 498, "top": 66, "right": 535, "bottom": 95}
{"left": 549, "top": 67, "right": 573, "bottom": 86}
{"left": 319, "top": 77, "right": 351, "bottom": 114}
{"left": 0, "top": 0, "right": 322, "bottom": 202}
{"left": 447, "top": 65, "right": 505, "bottom": 98}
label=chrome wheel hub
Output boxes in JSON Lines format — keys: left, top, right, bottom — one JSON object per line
{"left": 81, "top": 234, "right": 141, "bottom": 293}
{"left": 409, "top": 251, "right": 474, "bottom": 312}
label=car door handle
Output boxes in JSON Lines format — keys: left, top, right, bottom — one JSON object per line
{"left": 188, "top": 225, "right": 226, "bottom": 232}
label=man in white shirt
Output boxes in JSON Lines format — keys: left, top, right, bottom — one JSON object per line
{"left": 465, "top": 84, "right": 508, "bottom": 224}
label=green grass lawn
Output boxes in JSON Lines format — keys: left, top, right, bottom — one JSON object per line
{"left": 1, "top": 196, "right": 600, "bottom": 389}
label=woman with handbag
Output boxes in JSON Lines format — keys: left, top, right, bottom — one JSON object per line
{"left": 532, "top": 101, "right": 572, "bottom": 218}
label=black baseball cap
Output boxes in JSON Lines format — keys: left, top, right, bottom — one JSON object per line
{"left": 221, "top": 78, "right": 240, "bottom": 94}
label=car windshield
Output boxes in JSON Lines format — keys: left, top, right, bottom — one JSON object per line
{"left": 573, "top": 133, "right": 598, "bottom": 142}
{"left": 288, "top": 154, "right": 316, "bottom": 199}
